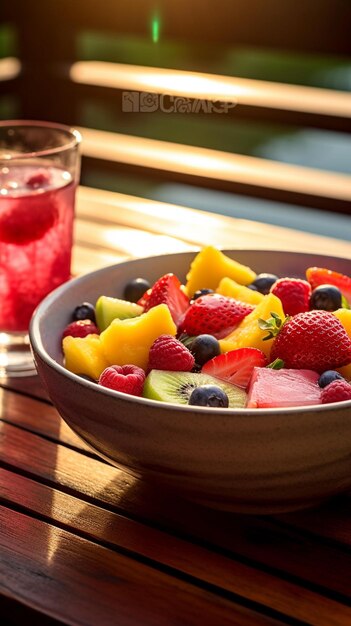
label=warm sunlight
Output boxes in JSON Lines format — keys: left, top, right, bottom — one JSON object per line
{"left": 47, "top": 440, "right": 139, "bottom": 563}
{"left": 0, "top": 57, "right": 21, "bottom": 81}
{"left": 70, "top": 61, "right": 351, "bottom": 117}
{"left": 78, "top": 126, "right": 351, "bottom": 201}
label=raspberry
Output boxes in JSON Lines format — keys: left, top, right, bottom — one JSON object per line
{"left": 321, "top": 379, "right": 351, "bottom": 404}
{"left": 99, "top": 365, "right": 145, "bottom": 396}
{"left": 62, "top": 319, "right": 100, "bottom": 341}
{"left": 270, "top": 278, "right": 311, "bottom": 316}
{"left": 148, "top": 335, "right": 195, "bottom": 372}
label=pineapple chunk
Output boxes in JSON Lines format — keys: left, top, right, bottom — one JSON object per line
{"left": 219, "top": 293, "right": 285, "bottom": 357}
{"left": 334, "top": 309, "right": 351, "bottom": 379}
{"left": 63, "top": 334, "right": 109, "bottom": 380}
{"left": 216, "top": 277, "right": 264, "bottom": 305}
{"left": 333, "top": 308, "right": 351, "bottom": 340}
{"left": 100, "top": 303, "right": 176, "bottom": 370}
{"left": 185, "top": 246, "right": 256, "bottom": 296}
{"left": 337, "top": 362, "right": 351, "bottom": 381}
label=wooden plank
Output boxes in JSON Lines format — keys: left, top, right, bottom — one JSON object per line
{"left": 0, "top": 389, "right": 93, "bottom": 455}
{"left": 72, "top": 244, "right": 129, "bottom": 275}
{"left": 0, "top": 507, "right": 280, "bottom": 626}
{"left": 277, "top": 500, "right": 351, "bottom": 548}
{"left": 1, "top": 595, "right": 63, "bottom": 626}
{"left": 79, "top": 127, "right": 351, "bottom": 213}
{"left": 0, "top": 375, "right": 49, "bottom": 402}
{"left": 1, "top": 420, "right": 351, "bottom": 601}
{"left": 71, "top": 79, "right": 351, "bottom": 134}
{"left": 70, "top": 61, "right": 351, "bottom": 122}
{"left": 1, "top": 468, "right": 350, "bottom": 626}
{"left": 76, "top": 186, "right": 351, "bottom": 258}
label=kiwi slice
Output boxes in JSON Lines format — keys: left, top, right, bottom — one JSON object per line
{"left": 143, "top": 370, "right": 246, "bottom": 408}
{"left": 96, "top": 295, "right": 143, "bottom": 331}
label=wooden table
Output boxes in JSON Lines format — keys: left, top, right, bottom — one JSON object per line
{"left": 1, "top": 188, "right": 351, "bottom": 626}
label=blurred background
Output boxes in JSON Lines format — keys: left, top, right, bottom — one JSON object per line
{"left": 1, "top": 0, "right": 350, "bottom": 240}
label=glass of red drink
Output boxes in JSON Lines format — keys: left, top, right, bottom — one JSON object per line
{"left": 0, "top": 121, "right": 81, "bottom": 376}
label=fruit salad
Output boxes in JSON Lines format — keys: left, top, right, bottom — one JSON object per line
{"left": 61, "top": 247, "right": 351, "bottom": 408}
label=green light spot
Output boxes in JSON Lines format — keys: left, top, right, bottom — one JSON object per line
{"left": 152, "top": 15, "right": 160, "bottom": 43}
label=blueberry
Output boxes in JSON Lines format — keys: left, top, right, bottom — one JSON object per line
{"left": 190, "top": 334, "right": 220, "bottom": 366}
{"left": 188, "top": 385, "right": 229, "bottom": 407}
{"left": 124, "top": 278, "right": 151, "bottom": 302}
{"left": 310, "top": 285, "right": 342, "bottom": 312}
{"left": 249, "top": 273, "right": 279, "bottom": 295}
{"left": 318, "top": 370, "right": 344, "bottom": 388}
{"left": 192, "top": 288, "right": 214, "bottom": 301}
{"left": 72, "top": 302, "right": 96, "bottom": 323}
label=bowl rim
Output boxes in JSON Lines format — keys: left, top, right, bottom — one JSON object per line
{"left": 29, "top": 249, "right": 351, "bottom": 416}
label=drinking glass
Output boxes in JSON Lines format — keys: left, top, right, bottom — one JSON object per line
{"left": 0, "top": 121, "right": 81, "bottom": 376}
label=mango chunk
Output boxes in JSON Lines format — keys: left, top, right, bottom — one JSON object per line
{"left": 100, "top": 303, "right": 177, "bottom": 370}
{"left": 185, "top": 246, "right": 256, "bottom": 296}
{"left": 63, "top": 334, "right": 109, "bottom": 380}
{"left": 337, "top": 362, "right": 351, "bottom": 381}
{"left": 334, "top": 309, "right": 351, "bottom": 379}
{"left": 333, "top": 308, "right": 351, "bottom": 340}
{"left": 219, "top": 293, "right": 285, "bottom": 357}
{"left": 216, "top": 277, "right": 264, "bottom": 305}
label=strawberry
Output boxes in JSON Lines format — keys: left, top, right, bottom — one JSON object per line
{"left": 182, "top": 294, "right": 253, "bottom": 339}
{"left": 270, "top": 278, "right": 311, "bottom": 316}
{"left": 202, "top": 347, "right": 268, "bottom": 389}
{"left": 270, "top": 310, "right": 351, "bottom": 373}
{"left": 148, "top": 334, "right": 194, "bottom": 371}
{"left": 0, "top": 194, "right": 58, "bottom": 245}
{"left": 99, "top": 365, "right": 145, "bottom": 396}
{"left": 144, "top": 273, "right": 189, "bottom": 325}
{"left": 306, "top": 267, "right": 351, "bottom": 303}
{"left": 321, "top": 379, "right": 351, "bottom": 404}
{"left": 62, "top": 319, "right": 100, "bottom": 341}
{"left": 137, "top": 288, "right": 151, "bottom": 308}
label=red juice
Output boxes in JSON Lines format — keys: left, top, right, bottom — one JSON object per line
{"left": 0, "top": 164, "right": 76, "bottom": 331}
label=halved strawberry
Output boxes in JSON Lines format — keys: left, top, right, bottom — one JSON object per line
{"left": 137, "top": 287, "right": 152, "bottom": 308}
{"left": 306, "top": 267, "right": 351, "bottom": 303}
{"left": 202, "top": 347, "right": 268, "bottom": 389}
{"left": 144, "top": 273, "right": 190, "bottom": 325}
{"left": 182, "top": 294, "right": 253, "bottom": 339}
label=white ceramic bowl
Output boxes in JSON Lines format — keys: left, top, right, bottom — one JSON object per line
{"left": 30, "top": 250, "right": 351, "bottom": 514}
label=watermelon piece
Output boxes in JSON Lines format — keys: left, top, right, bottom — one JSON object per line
{"left": 247, "top": 367, "right": 321, "bottom": 408}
